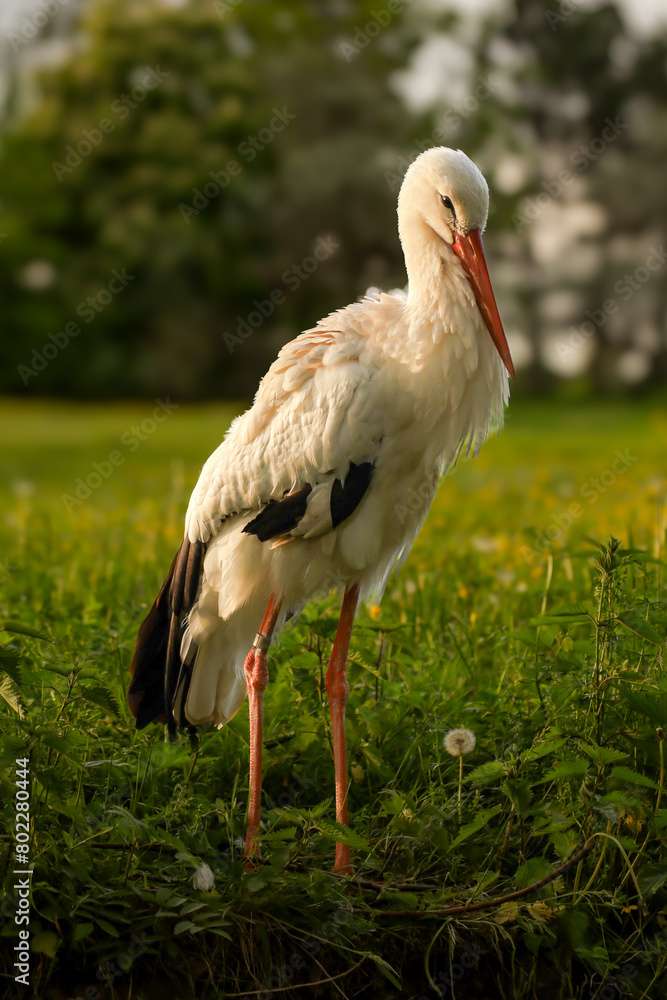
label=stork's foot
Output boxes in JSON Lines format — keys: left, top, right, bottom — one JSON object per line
{"left": 243, "top": 829, "right": 261, "bottom": 867}
{"left": 243, "top": 853, "right": 261, "bottom": 873}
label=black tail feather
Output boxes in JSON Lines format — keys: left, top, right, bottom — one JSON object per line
{"left": 128, "top": 538, "right": 205, "bottom": 732}
{"left": 164, "top": 614, "right": 181, "bottom": 740}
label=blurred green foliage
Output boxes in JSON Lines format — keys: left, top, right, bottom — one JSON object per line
{"left": 0, "top": 0, "right": 423, "bottom": 398}
{"left": 0, "top": 0, "right": 666, "bottom": 398}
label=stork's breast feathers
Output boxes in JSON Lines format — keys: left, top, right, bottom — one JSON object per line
{"left": 184, "top": 325, "right": 385, "bottom": 545}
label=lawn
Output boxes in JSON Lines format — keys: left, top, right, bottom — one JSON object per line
{"left": 0, "top": 396, "right": 666, "bottom": 999}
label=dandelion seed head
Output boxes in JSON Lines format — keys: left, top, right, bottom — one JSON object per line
{"left": 444, "top": 728, "right": 476, "bottom": 757}
{"left": 192, "top": 862, "right": 215, "bottom": 891}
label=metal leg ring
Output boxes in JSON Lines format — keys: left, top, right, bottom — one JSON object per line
{"left": 252, "top": 632, "right": 270, "bottom": 652}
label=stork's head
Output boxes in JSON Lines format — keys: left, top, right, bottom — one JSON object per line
{"left": 398, "top": 147, "right": 514, "bottom": 377}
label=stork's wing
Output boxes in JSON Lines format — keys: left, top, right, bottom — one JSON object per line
{"left": 185, "top": 327, "right": 385, "bottom": 545}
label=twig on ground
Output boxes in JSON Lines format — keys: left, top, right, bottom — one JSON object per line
{"left": 374, "top": 839, "right": 595, "bottom": 918}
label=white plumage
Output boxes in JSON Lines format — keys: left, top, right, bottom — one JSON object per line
{"left": 179, "top": 147, "right": 511, "bottom": 728}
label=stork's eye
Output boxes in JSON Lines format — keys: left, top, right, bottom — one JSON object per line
{"left": 440, "top": 194, "right": 455, "bottom": 213}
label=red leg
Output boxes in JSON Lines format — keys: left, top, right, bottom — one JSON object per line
{"left": 243, "top": 594, "right": 281, "bottom": 863}
{"left": 326, "top": 583, "right": 360, "bottom": 874}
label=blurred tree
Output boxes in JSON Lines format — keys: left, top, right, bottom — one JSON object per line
{"left": 0, "top": 0, "right": 423, "bottom": 399}
{"left": 1, "top": 0, "right": 666, "bottom": 397}
{"left": 452, "top": 0, "right": 667, "bottom": 391}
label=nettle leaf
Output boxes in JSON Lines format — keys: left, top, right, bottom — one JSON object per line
{"left": 473, "top": 870, "right": 500, "bottom": 893}
{"left": 610, "top": 766, "right": 657, "bottom": 790}
{"left": 540, "top": 758, "right": 589, "bottom": 783}
{"left": 551, "top": 830, "right": 580, "bottom": 859}
{"left": 522, "top": 738, "right": 567, "bottom": 763}
{"left": 580, "top": 744, "right": 628, "bottom": 766}
{"left": 38, "top": 730, "right": 83, "bottom": 754}
{"left": 514, "top": 856, "right": 553, "bottom": 889}
{"left": 320, "top": 822, "right": 369, "bottom": 850}
{"left": 380, "top": 790, "right": 410, "bottom": 816}
{"left": 576, "top": 942, "right": 610, "bottom": 966}
{"left": 502, "top": 779, "right": 532, "bottom": 816}
{"left": 624, "top": 691, "right": 667, "bottom": 725}
{"left": 449, "top": 805, "right": 502, "bottom": 851}
{"left": 80, "top": 683, "right": 120, "bottom": 717}
{"left": 263, "top": 826, "right": 297, "bottom": 843}
{"left": 615, "top": 613, "right": 664, "bottom": 645}
{"left": 532, "top": 808, "right": 576, "bottom": 836}
{"left": 466, "top": 760, "right": 507, "bottom": 786}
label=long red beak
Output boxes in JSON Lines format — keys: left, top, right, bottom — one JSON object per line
{"left": 451, "top": 228, "right": 515, "bottom": 377}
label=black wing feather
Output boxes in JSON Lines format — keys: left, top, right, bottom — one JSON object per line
{"left": 330, "top": 461, "right": 374, "bottom": 528}
{"left": 243, "top": 461, "right": 374, "bottom": 543}
{"left": 243, "top": 484, "right": 313, "bottom": 541}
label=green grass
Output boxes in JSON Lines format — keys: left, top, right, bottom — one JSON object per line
{"left": 1, "top": 396, "right": 666, "bottom": 999}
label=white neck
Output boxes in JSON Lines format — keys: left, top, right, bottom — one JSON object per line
{"left": 398, "top": 213, "right": 474, "bottom": 349}
{"left": 400, "top": 216, "right": 445, "bottom": 310}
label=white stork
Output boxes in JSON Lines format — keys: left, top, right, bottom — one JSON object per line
{"left": 129, "top": 146, "right": 514, "bottom": 873}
